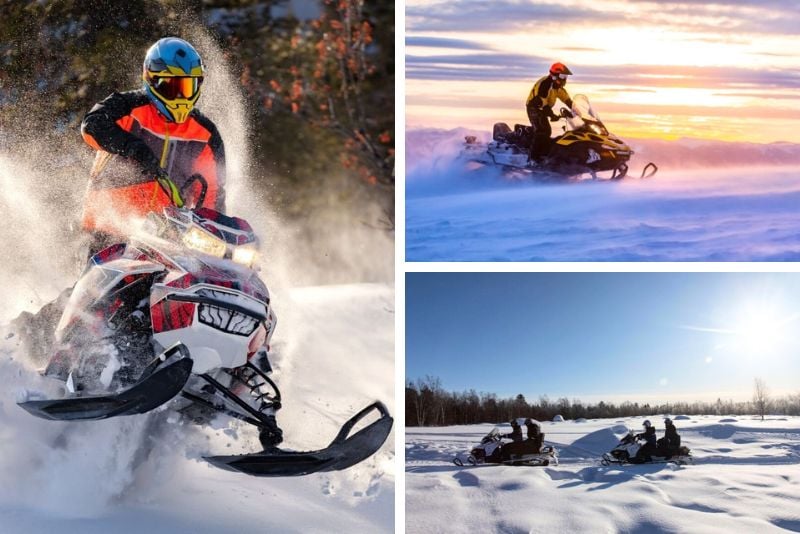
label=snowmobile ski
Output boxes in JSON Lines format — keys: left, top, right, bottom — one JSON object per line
{"left": 204, "top": 401, "right": 393, "bottom": 477}
{"left": 601, "top": 453, "right": 692, "bottom": 466}
{"left": 454, "top": 446, "right": 558, "bottom": 467}
{"left": 18, "top": 347, "right": 193, "bottom": 421}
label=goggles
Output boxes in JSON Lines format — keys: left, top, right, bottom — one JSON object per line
{"left": 553, "top": 73, "right": 569, "bottom": 80}
{"left": 150, "top": 76, "right": 203, "bottom": 100}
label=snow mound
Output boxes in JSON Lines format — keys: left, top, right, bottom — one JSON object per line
{"left": 407, "top": 416, "right": 800, "bottom": 533}
{"left": 552, "top": 415, "right": 565, "bottom": 422}
{"left": 719, "top": 418, "right": 738, "bottom": 423}
{"left": 674, "top": 415, "right": 691, "bottom": 420}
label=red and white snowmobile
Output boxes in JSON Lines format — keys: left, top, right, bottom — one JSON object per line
{"left": 453, "top": 428, "right": 558, "bottom": 467}
{"left": 601, "top": 431, "right": 691, "bottom": 466}
{"left": 17, "top": 190, "right": 392, "bottom": 477}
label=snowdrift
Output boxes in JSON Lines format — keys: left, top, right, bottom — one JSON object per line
{"left": 406, "top": 416, "right": 800, "bottom": 533}
{"left": 406, "top": 128, "right": 800, "bottom": 262}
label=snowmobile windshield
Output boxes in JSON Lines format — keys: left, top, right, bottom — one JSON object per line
{"left": 567, "top": 94, "right": 607, "bottom": 135}
{"left": 480, "top": 428, "right": 501, "bottom": 443}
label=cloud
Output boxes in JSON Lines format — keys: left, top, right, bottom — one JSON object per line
{"left": 407, "top": 53, "right": 800, "bottom": 91}
{"left": 407, "top": 1, "right": 619, "bottom": 33}
{"left": 407, "top": 0, "right": 800, "bottom": 37}
{"left": 405, "top": 36, "right": 492, "bottom": 51}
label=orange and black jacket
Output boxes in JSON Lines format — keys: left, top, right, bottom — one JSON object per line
{"left": 81, "top": 89, "right": 226, "bottom": 234}
{"left": 525, "top": 75, "right": 573, "bottom": 118}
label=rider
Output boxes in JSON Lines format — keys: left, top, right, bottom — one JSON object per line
{"left": 660, "top": 417, "right": 681, "bottom": 457}
{"left": 635, "top": 419, "right": 658, "bottom": 462}
{"left": 503, "top": 419, "right": 524, "bottom": 442}
{"left": 524, "top": 418, "right": 544, "bottom": 453}
{"left": 525, "top": 62, "right": 574, "bottom": 165}
{"left": 80, "top": 37, "right": 226, "bottom": 255}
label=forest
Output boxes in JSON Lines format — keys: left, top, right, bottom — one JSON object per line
{"left": 406, "top": 376, "right": 800, "bottom": 427}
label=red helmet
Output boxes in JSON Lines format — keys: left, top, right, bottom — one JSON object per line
{"left": 550, "top": 62, "right": 572, "bottom": 76}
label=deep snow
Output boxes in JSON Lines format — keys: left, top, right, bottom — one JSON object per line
{"left": 0, "top": 283, "right": 394, "bottom": 533}
{"left": 406, "top": 129, "right": 800, "bottom": 261}
{"left": 406, "top": 416, "right": 800, "bottom": 533}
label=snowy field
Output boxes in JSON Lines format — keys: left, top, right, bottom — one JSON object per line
{"left": 0, "top": 283, "right": 394, "bottom": 534}
{"left": 406, "top": 129, "right": 800, "bottom": 261}
{"left": 406, "top": 416, "right": 800, "bottom": 533}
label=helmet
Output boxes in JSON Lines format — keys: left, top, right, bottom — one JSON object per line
{"left": 524, "top": 418, "right": 532, "bottom": 425}
{"left": 664, "top": 418, "right": 672, "bottom": 425}
{"left": 549, "top": 62, "right": 572, "bottom": 88}
{"left": 510, "top": 419, "right": 519, "bottom": 426}
{"left": 143, "top": 37, "right": 205, "bottom": 123}
{"left": 643, "top": 420, "right": 652, "bottom": 428}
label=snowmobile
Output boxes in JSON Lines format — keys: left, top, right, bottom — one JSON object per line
{"left": 601, "top": 431, "right": 691, "bottom": 466}
{"left": 452, "top": 428, "right": 558, "bottom": 467}
{"left": 462, "top": 94, "right": 658, "bottom": 180}
{"left": 17, "top": 179, "right": 392, "bottom": 477}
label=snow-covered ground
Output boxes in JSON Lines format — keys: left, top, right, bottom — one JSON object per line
{"left": 406, "top": 416, "right": 800, "bottom": 533}
{"left": 406, "top": 129, "right": 800, "bottom": 261}
{"left": 0, "top": 283, "right": 394, "bottom": 533}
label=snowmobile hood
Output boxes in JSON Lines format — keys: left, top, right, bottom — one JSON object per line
{"left": 165, "top": 261, "right": 270, "bottom": 305}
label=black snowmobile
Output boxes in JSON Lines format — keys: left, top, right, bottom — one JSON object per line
{"left": 453, "top": 427, "right": 558, "bottom": 467}
{"left": 462, "top": 94, "right": 657, "bottom": 180}
{"left": 601, "top": 430, "right": 691, "bottom": 466}
{"left": 15, "top": 180, "right": 392, "bottom": 477}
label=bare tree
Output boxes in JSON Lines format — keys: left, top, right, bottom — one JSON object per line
{"left": 753, "top": 378, "right": 770, "bottom": 421}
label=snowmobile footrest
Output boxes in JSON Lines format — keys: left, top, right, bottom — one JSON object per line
{"left": 204, "top": 401, "right": 393, "bottom": 476}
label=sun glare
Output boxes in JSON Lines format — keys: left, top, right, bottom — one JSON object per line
{"left": 728, "top": 301, "right": 796, "bottom": 356}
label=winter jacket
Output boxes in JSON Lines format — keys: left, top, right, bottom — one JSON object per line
{"left": 636, "top": 426, "right": 657, "bottom": 447}
{"left": 503, "top": 426, "right": 523, "bottom": 442}
{"left": 525, "top": 75, "right": 573, "bottom": 120}
{"left": 664, "top": 424, "right": 681, "bottom": 449}
{"left": 81, "top": 89, "right": 226, "bottom": 235}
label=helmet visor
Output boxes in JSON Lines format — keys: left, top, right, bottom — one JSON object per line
{"left": 152, "top": 76, "right": 203, "bottom": 100}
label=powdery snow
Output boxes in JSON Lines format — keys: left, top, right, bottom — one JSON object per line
{"left": 406, "top": 129, "right": 800, "bottom": 262}
{"left": 406, "top": 416, "right": 800, "bottom": 533}
{"left": 0, "top": 283, "right": 394, "bottom": 533}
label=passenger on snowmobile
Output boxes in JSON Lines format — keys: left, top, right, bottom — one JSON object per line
{"left": 525, "top": 62, "right": 574, "bottom": 164}
{"left": 634, "top": 420, "right": 658, "bottom": 462}
{"left": 503, "top": 419, "right": 524, "bottom": 442}
{"left": 657, "top": 418, "right": 682, "bottom": 458}
{"left": 524, "top": 418, "right": 544, "bottom": 453}
{"left": 81, "top": 37, "right": 226, "bottom": 256}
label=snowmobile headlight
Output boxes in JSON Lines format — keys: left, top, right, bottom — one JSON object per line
{"left": 182, "top": 226, "right": 226, "bottom": 258}
{"left": 232, "top": 246, "right": 259, "bottom": 268}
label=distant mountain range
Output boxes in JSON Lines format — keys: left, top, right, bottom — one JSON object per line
{"left": 407, "top": 127, "right": 800, "bottom": 170}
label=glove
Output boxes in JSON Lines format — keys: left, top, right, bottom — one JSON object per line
{"left": 154, "top": 169, "right": 185, "bottom": 208}
{"left": 561, "top": 109, "right": 574, "bottom": 119}
{"left": 544, "top": 106, "right": 560, "bottom": 122}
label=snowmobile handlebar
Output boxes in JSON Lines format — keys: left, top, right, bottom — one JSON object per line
{"left": 559, "top": 107, "right": 574, "bottom": 119}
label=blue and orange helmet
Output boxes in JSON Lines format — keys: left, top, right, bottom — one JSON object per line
{"left": 143, "top": 37, "right": 205, "bottom": 123}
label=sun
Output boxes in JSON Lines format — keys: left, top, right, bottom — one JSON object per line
{"left": 728, "top": 301, "right": 797, "bottom": 356}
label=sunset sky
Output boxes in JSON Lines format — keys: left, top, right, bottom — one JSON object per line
{"left": 406, "top": 0, "right": 800, "bottom": 142}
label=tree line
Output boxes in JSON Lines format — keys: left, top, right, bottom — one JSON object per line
{"left": 406, "top": 376, "right": 800, "bottom": 427}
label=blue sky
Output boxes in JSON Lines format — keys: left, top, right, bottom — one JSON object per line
{"left": 406, "top": 272, "right": 800, "bottom": 403}
{"left": 406, "top": 0, "right": 800, "bottom": 142}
